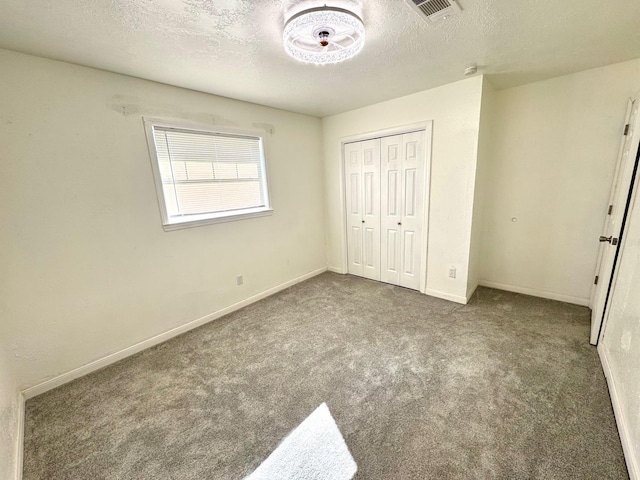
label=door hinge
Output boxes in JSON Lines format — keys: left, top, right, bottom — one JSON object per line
{"left": 608, "top": 205, "right": 613, "bottom": 215}
{"left": 624, "top": 124, "right": 630, "bottom": 136}
{"left": 594, "top": 275, "right": 599, "bottom": 285}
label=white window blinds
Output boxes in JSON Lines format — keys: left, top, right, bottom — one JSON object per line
{"left": 146, "top": 121, "right": 271, "bottom": 229}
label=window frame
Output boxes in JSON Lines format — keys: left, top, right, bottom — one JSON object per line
{"left": 143, "top": 117, "right": 273, "bottom": 231}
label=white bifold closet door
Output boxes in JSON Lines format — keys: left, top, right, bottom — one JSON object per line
{"left": 344, "top": 131, "right": 424, "bottom": 290}
{"left": 344, "top": 139, "right": 381, "bottom": 280}
{"left": 380, "top": 131, "right": 425, "bottom": 290}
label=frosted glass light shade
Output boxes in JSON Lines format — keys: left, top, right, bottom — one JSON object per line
{"left": 283, "top": 6, "right": 365, "bottom": 65}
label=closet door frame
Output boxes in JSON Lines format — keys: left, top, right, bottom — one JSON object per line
{"left": 338, "top": 121, "right": 433, "bottom": 294}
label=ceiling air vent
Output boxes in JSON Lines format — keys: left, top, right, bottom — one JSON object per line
{"left": 407, "top": 0, "right": 462, "bottom": 24}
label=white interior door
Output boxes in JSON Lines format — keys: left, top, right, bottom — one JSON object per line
{"left": 590, "top": 98, "right": 640, "bottom": 344}
{"left": 380, "top": 131, "right": 425, "bottom": 290}
{"left": 344, "top": 139, "right": 381, "bottom": 281}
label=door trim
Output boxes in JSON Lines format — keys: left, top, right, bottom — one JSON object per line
{"left": 337, "top": 121, "right": 433, "bottom": 294}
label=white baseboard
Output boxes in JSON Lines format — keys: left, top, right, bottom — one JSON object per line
{"left": 327, "top": 266, "right": 345, "bottom": 274}
{"left": 15, "top": 393, "right": 24, "bottom": 480}
{"left": 424, "top": 288, "right": 468, "bottom": 305}
{"left": 21, "top": 267, "right": 328, "bottom": 399}
{"left": 478, "top": 280, "right": 590, "bottom": 307}
{"left": 598, "top": 345, "right": 639, "bottom": 480}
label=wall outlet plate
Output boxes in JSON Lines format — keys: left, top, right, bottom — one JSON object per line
{"left": 448, "top": 267, "right": 456, "bottom": 279}
{"left": 236, "top": 275, "right": 244, "bottom": 285}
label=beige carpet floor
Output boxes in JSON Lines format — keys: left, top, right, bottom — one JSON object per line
{"left": 23, "top": 273, "right": 628, "bottom": 479}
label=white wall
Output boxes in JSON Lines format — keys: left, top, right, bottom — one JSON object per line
{"left": 322, "top": 76, "right": 484, "bottom": 303}
{"left": 0, "top": 342, "right": 22, "bottom": 480}
{"left": 0, "top": 49, "right": 326, "bottom": 391}
{"left": 467, "top": 78, "right": 495, "bottom": 297}
{"left": 600, "top": 171, "right": 640, "bottom": 479}
{"left": 480, "top": 59, "right": 640, "bottom": 305}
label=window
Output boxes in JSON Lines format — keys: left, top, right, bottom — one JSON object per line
{"left": 144, "top": 118, "right": 272, "bottom": 230}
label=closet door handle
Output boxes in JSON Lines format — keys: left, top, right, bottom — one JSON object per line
{"left": 362, "top": 220, "right": 365, "bottom": 223}
{"left": 397, "top": 222, "right": 402, "bottom": 226}
{"left": 599, "top": 236, "right": 618, "bottom": 245}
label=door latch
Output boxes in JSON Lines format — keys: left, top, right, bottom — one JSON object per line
{"left": 599, "top": 236, "right": 618, "bottom": 245}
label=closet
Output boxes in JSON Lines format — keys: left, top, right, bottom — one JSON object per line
{"left": 344, "top": 130, "right": 426, "bottom": 290}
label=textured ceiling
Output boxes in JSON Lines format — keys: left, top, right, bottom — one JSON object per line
{"left": 1, "top": 0, "right": 640, "bottom": 117}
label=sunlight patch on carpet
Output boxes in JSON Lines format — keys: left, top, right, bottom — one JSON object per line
{"left": 246, "top": 403, "right": 357, "bottom": 480}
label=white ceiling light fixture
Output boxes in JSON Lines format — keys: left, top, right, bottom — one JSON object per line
{"left": 283, "top": 6, "right": 365, "bottom": 65}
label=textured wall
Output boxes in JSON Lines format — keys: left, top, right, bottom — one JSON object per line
{"left": 480, "top": 59, "right": 640, "bottom": 304}
{"left": 0, "top": 49, "right": 326, "bottom": 390}
{"left": 322, "top": 76, "right": 484, "bottom": 303}
{"left": 467, "top": 77, "right": 495, "bottom": 297}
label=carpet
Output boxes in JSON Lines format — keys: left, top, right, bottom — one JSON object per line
{"left": 23, "top": 273, "right": 629, "bottom": 479}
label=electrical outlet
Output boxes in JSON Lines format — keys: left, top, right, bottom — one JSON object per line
{"left": 236, "top": 275, "right": 244, "bottom": 286}
{"left": 448, "top": 267, "right": 456, "bottom": 279}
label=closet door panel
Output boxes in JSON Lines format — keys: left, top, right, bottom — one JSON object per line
{"left": 344, "top": 142, "right": 364, "bottom": 276}
{"left": 399, "top": 131, "right": 425, "bottom": 290}
{"left": 386, "top": 229, "right": 398, "bottom": 273}
{"left": 360, "top": 139, "right": 381, "bottom": 280}
{"left": 380, "top": 134, "right": 403, "bottom": 285}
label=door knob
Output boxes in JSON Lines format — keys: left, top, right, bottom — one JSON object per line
{"left": 599, "top": 236, "right": 619, "bottom": 245}
{"left": 397, "top": 222, "right": 402, "bottom": 226}
{"left": 362, "top": 220, "right": 365, "bottom": 223}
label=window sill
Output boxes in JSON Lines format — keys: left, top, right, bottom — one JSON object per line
{"left": 162, "top": 208, "right": 273, "bottom": 231}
